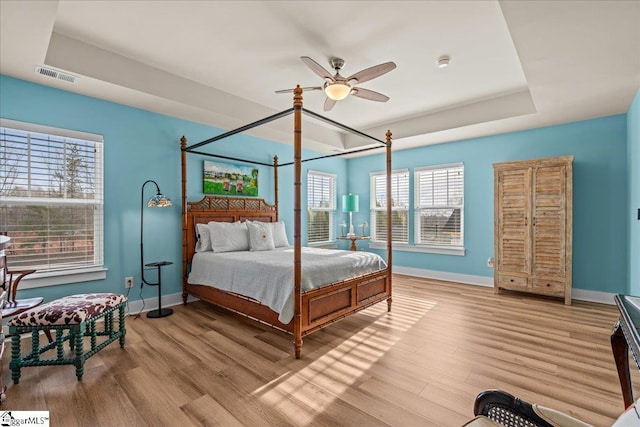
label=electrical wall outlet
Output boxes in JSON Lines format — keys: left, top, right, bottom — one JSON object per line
{"left": 487, "top": 257, "right": 494, "bottom": 268}
{"left": 125, "top": 276, "right": 134, "bottom": 289}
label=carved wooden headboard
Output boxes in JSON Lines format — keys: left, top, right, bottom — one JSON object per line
{"left": 182, "top": 196, "right": 277, "bottom": 269}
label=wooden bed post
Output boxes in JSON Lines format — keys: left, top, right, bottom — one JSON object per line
{"left": 386, "top": 130, "right": 393, "bottom": 312}
{"left": 273, "top": 155, "right": 279, "bottom": 222}
{"left": 180, "top": 136, "right": 189, "bottom": 304}
{"left": 293, "top": 86, "right": 303, "bottom": 358}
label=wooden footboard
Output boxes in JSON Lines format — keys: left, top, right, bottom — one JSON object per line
{"left": 184, "top": 268, "right": 390, "bottom": 342}
{"left": 302, "top": 270, "right": 390, "bottom": 336}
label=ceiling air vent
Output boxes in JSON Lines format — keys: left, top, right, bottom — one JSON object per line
{"left": 35, "top": 66, "right": 79, "bottom": 83}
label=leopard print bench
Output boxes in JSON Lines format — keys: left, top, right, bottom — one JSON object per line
{"left": 8, "top": 293, "right": 127, "bottom": 382}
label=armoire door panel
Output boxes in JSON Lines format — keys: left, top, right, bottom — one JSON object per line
{"left": 532, "top": 165, "right": 566, "bottom": 277}
{"left": 497, "top": 169, "right": 530, "bottom": 274}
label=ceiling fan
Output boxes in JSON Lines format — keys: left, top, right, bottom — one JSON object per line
{"left": 276, "top": 56, "right": 396, "bottom": 111}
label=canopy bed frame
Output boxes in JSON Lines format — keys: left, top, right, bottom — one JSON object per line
{"left": 180, "top": 86, "right": 393, "bottom": 358}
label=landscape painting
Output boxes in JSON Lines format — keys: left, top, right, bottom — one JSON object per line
{"left": 203, "top": 160, "right": 258, "bottom": 196}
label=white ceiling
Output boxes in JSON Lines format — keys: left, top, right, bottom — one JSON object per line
{"left": 1, "top": 1, "right": 638, "bottom": 155}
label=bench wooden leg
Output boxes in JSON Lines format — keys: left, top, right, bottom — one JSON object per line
{"left": 74, "top": 326, "right": 85, "bottom": 381}
{"left": 118, "top": 303, "right": 126, "bottom": 348}
{"left": 56, "top": 329, "right": 64, "bottom": 359}
{"left": 10, "top": 334, "right": 21, "bottom": 384}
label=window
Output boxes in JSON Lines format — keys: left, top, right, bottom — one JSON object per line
{"left": 415, "top": 163, "right": 464, "bottom": 247}
{"left": 370, "top": 169, "right": 409, "bottom": 243}
{"left": 307, "top": 170, "right": 335, "bottom": 244}
{"left": 0, "top": 119, "right": 104, "bottom": 280}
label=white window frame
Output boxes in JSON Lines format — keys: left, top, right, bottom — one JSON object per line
{"left": 369, "top": 169, "right": 409, "bottom": 244}
{"left": 307, "top": 170, "right": 336, "bottom": 245}
{"left": 414, "top": 162, "right": 465, "bottom": 255}
{"left": 0, "top": 118, "right": 106, "bottom": 288}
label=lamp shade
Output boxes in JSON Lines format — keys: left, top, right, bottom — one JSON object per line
{"left": 147, "top": 193, "right": 172, "bottom": 207}
{"left": 342, "top": 193, "right": 359, "bottom": 213}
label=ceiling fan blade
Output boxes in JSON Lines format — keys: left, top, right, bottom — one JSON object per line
{"left": 275, "top": 86, "right": 322, "bottom": 94}
{"left": 324, "top": 97, "right": 337, "bottom": 111}
{"left": 301, "top": 56, "right": 336, "bottom": 82}
{"left": 351, "top": 87, "right": 390, "bottom": 102}
{"left": 346, "top": 61, "right": 396, "bottom": 84}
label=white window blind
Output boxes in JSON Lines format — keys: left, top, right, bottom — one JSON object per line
{"left": 0, "top": 119, "right": 104, "bottom": 273}
{"left": 307, "top": 170, "right": 335, "bottom": 244}
{"left": 415, "top": 163, "right": 464, "bottom": 247}
{"left": 370, "top": 169, "right": 409, "bottom": 243}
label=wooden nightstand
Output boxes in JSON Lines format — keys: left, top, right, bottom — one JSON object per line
{"left": 338, "top": 236, "right": 370, "bottom": 251}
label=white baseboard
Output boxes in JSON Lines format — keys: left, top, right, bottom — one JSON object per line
{"left": 126, "top": 268, "right": 616, "bottom": 315}
{"left": 571, "top": 288, "right": 615, "bottom": 305}
{"left": 393, "top": 266, "right": 494, "bottom": 287}
{"left": 125, "top": 292, "right": 199, "bottom": 316}
{"left": 392, "top": 266, "right": 615, "bottom": 305}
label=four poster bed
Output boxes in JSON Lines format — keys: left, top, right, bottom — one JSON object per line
{"left": 180, "top": 86, "right": 394, "bottom": 358}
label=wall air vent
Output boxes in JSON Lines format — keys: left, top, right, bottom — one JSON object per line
{"left": 35, "top": 66, "right": 79, "bottom": 83}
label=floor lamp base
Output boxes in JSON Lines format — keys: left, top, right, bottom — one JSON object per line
{"left": 147, "top": 308, "right": 173, "bottom": 318}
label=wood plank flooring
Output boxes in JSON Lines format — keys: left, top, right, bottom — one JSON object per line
{"left": 2, "top": 275, "right": 635, "bottom": 426}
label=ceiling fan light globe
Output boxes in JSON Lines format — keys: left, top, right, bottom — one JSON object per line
{"left": 324, "top": 82, "right": 351, "bottom": 101}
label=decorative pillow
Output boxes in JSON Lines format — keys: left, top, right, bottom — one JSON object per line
{"left": 246, "top": 220, "right": 289, "bottom": 247}
{"left": 195, "top": 223, "right": 212, "bottom": 252}
{"left": 209, "top": 221, "right": 249, "bottom": 253}
{"left": 271, "top": 221, "right": 290, "bottom": 248}
{"left": 247, "top": 220, "right": 275, "bottom": 251}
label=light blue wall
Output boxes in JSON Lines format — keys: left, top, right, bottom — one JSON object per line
{"left": 629, "top": 90, "right": 640, "bottom": 295}
{"left": 1, "top": 74, "right": 633, "bottom": 299}
{"left": 0, "top": 75, "right": 347, "bottom": 303}
{"left": 348, "top": 115, "right": 629, "bottom": 294}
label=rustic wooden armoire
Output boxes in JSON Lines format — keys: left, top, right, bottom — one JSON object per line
{"left": 493, "top": 156, "right": 573, "bottom": 304}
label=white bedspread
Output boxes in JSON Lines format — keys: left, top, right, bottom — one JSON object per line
{"left": 187, "top": 247, "right": 387, "bottom": 324}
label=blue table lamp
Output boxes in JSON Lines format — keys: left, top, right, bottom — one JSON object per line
{"left": 342, "top": 193, "right": 359, "bottom": 237}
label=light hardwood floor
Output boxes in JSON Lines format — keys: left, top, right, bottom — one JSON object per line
{"left": 2, "top": 275, "right": 636, "bottom": 426}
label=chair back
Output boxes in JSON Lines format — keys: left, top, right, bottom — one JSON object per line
{"left": 0, "top": 251, "right": 6, "bottom": 290}
{"left": 0, "top": 233, "right": 35, "bottom": 303}
{"left": 0, "top": 290, "right": 6, "bottom": 316}
{"left": 474, "top": 390, "right": 554, "bottom": 427}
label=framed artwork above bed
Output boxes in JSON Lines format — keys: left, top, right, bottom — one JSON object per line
{"left": 203, "top": 160, "right": 258, "bottom": 196}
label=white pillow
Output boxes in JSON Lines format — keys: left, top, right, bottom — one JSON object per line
{"left": 247, "top": 220, "right": 275, "bottom": 251}
{"left": 246, "top": 220, "right": 289, "bottom": 248}
{"left": 271, "top": 221, "right": 289, "bottom": 248}
{"left": 209, "top": 221, "right": 249, "bottom": 253}
{"left": 195, "top": 223, "right": 212, "bottom": 252}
